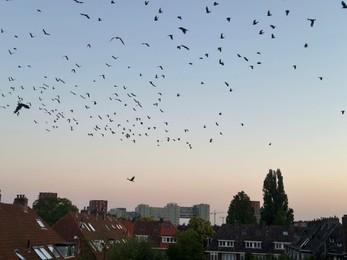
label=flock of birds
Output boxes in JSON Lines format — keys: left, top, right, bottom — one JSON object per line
{"left": 1, "top": 0, "right": 346, "bottom": 173}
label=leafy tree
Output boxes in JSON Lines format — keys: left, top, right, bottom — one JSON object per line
{"left": 226, "top": 191, "right": 257, "bottom": 225}
{"left": 32, "top": 197, "right": 78, "bottom": 226}
{"left": 107, "top": 238, "right": 167, "bottom": 260}
{"left": 166, "top": 230, "right": 205, "bottom": 260}
{"left": 260, "top": 169, "right": 294, "bottom": 225}
{"left": 187, "top": 216, "right": 214, "bottom": 246}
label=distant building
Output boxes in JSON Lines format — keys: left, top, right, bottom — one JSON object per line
{"left": 38, "top": 192, "right": 58, "bottom": 200}
{"left": 108, "top": 207, "right": 140, "bottom": 220}
{"left": 135, "top": 203, "right": 210, "bottom": 226}
{"left": 250, "top": 201, "right": 261, "bottom": 223}
{"left": 89, "top": 200, "right": 108, "bottom": 215}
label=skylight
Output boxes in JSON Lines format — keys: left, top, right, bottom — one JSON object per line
{"left": 15, "top": 250, "right": 25, "bottom": 260}
{"left": 33, "top": 247, "right": 53, "bottom": 259}
{"left": 36, "top": 218, "right": 46, "bottom": 229}
{"left": 47, "top": 245, "right": 60, "bottom": 258}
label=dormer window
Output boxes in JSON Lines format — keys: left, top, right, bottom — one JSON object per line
{"left": 245, "top": 241, "right": 262, "bottom": 249}
{"left": 218, "top": 240, "right": 234, "bottom": 247}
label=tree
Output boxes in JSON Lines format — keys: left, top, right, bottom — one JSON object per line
{"left": 166, "top": 230, "right": 205, "bottom": 260}
{"left": 260, "top": 169, "right": 294, "bottom": 225}
{"left": 107, "top": 238, "right": 167, "bottom": 260}
{"left": 226, "top": 191, "right": 257, "bottom": 225}
{"left": 187, "top": 216, "right": 214, "bottom": 246}
{"left": 32, "top": 197, "right": 78, "bottom": 226}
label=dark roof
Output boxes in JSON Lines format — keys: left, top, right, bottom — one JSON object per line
{"left": 206, "top": 224, "right": 299, "bottom": 255}
{"left": 53, "top": 212, "right": 128, "bottom": 259}
{"left": 0, "top": 202, "right": 76, "bottom": 260}
{"left": 288, "top": 218, "right": 345, "bottom": 256}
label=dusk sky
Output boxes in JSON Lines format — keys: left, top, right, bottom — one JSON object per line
{"left": 1, "top": 0, "right": 347, "bottom": 224}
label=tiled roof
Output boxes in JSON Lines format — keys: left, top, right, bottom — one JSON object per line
{"left": 0, "top": 202, "right": 76, "bottom": 260}
{"left": 53, "top": 212, "right": 128, "bottom": 259}
{"left": 288, "top": 218, "right": 345, "bottom": 256}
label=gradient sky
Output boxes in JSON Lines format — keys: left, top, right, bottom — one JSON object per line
{"left": 1, "top": 0, "right": 347, "bottom": 225}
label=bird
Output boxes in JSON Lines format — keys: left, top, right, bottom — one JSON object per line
{"left": 127, "top": 176, "right": 135, "bottom": 182}
{"left": 307, "top": 18, "right": 316, "bottom": 27}
{"left": 80, "top": 13, "right": 90, "bottom": 19}
{"left": 14, "top": 102, "right": 30, "bottom": 114}
{"left": 178, "top": 27, "right": 188, "bottom": 34}
{"left": 267, "top": 10, "right": 272, "bottom": 16}
{"left": 342, "top": 110, "right": 345, "bottom": 115}
{"left": 285, "top": 10, "right": 290, "bottom": 16}
{"left": 110, "top": 36, "right": 125, "bottom": 45}
{"left": 206, "top": 6, "right": 211, "bottom": 13}
{"left": 42, "top": 29, "right": 50, "bottom": 35}
{"left": 342, "top": 1, "right": 347, "bottom": 8}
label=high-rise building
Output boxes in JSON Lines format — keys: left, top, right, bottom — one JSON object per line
{"left": 135, "top": 202, "right": 210, "bottom": 226}
{"left": 38, "top": 192, "right": 58, "bottom": 200}
{"left": 89, "top": 200, "right": 108, "bottom": 215}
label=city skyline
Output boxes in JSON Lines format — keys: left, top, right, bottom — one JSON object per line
{"left": 1, "top": 0, "right": 347, "bottom": 223}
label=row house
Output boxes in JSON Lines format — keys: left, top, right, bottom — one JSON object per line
{"left": 122, "top": 219, "right": 177, "bottom": 249}
{"left": 286, "top": 217, "right": 347, "bottom": 259}
{"left": 205, "top": 223, "right": 301, "bottom": 260}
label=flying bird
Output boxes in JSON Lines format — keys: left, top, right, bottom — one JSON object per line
{"left": 80, "top": 13, "right": 90, "bottom": 19}
{"left": 14, "top": 102, "right": 30, "bottom": 114}
{"left": 127, "top": 176, "right": 135, "bottom": 182}
{"left": 307, "top": 18, "right": 316, "bottom": 27}
{"left": 342, "top": 1, "right": 347, "bottom": 8}
{"left": 178, "top": 27, "right": 188, "bottom": 34}
{"left": 110, "top": 36, "right": 125, "bottom": 45}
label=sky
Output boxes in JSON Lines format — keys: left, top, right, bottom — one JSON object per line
{"left": 1, "top": 0, "right": 347, "bottom": 225}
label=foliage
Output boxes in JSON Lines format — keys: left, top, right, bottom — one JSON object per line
{"left": 245, "top": 252, "right": 255, "bottom": 260}
{"left": 32, "top": 196, "right": 78, "bottom": 226}
{"left": 166, "top": 230, "right": 205, "bottom": 260}
{"left": 226, "top": 191, "right": 257, "bottom": 225}
{"left": 260, "top": 169, "right": 294, "bottom": 225}
{"left": 107, "top": 238, "right": 167, "bottom": 260}
{"left": 187, "top": 216, "right": 214, "bottom": 245}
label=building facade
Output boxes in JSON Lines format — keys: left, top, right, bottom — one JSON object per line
{"left": 135, "top": 203, "right": 210, "bottom": 226}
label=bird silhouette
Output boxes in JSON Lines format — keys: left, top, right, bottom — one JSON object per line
{"left": 178, "top": 27, "right": 188, "bottom": 34}
{"left": 307, "top": 18, "right": 316, "bottom": 27}
{"left": 342, "top": 1, "right": 347, "bottom": 8}
{"left": 110, "top": 36, "right": 125, "bottom": 45}
{"left": 14, "top": 102, "right": 30, "bottom": 114}
{"left": 127, "top": 176, "right": 135, "bottom": 182}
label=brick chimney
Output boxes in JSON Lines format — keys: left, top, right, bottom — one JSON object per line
{"left": 13, "top": 194, "right": 28, "bottom": 212}
{"left": 342, "top": 215, "right": 347, "bottom": 255}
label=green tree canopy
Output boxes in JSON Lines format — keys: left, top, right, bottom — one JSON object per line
{"left": 107, "top": 238, "right": 167, "bottom": 260}
{"left": 226, "top": 191, "right": 257, "bottom": 225}
{"left": 167, "top": 230, "right": 205, "bottom": 260}
{"left": 260, "top": 169, "right": 294, "bottom": 225}
{"left": 187, "top": 216, "right": 214, "bottom": 246}
{"left": 32, "top": 197, "right": 78, "bottom": 226}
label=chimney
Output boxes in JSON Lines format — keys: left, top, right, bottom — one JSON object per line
{"left": 342, "top": 215, "right": 347, "bottom": 255}
{"left": 13, "top": 194, "right": 28, "bottom": 212}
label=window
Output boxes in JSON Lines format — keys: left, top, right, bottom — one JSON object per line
{"left": 88, "top": 223, "right": 96, "bottom": 231}
{"left": 218, "top": 240, "right": 234, "bottom": 248}
{"left": 33, "top": 247, "right": 53, "bottom": 259}
{"left": 222, "top": 254, "right": 236, "bottom": 260}
{"left": 15, "top": 250, "right": 25, "bottom": 260}
{"left": 55, "top": 244, "right": 75, "bottom": 259}
{"left": 162, "top": 236, "right": 176, "bottom": 243}
{"left": 36, "top": 218, "right": 46, "bottom": 229}
{"left": 47, "top": 245, "right": 60, "bottom": 258}
{"left": 244, "top": 241, "right": 262, "bottom": 249}
{"left": 135, "top": 235, "right": 148, "bottom": 241}
{"left": 210, "top": 252, "right": 218, "bottom": 260}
